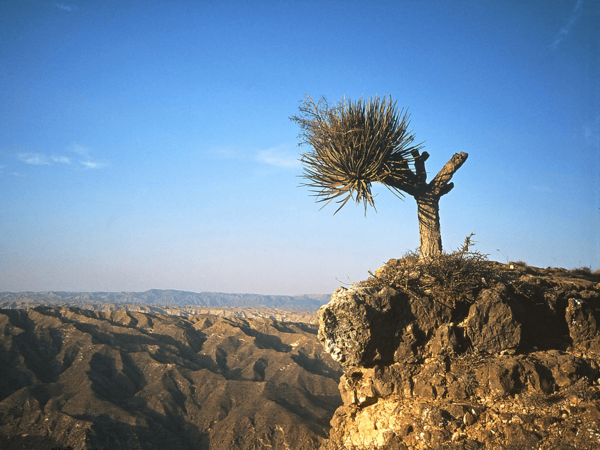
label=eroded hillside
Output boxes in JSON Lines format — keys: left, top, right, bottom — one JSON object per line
{"left": 0, "top": 307, "right": 342, "bottom": 450}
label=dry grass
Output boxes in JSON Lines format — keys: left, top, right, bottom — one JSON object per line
{"left": 566, "top": 266, "right": 600, "bottom": 281}
{"left": 359, "top": 234, "right": 600, "bottom": 309}
{"left": 360, "top": 234, "right": 520, "bottom": 308}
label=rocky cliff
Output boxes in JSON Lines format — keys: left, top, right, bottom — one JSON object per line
{"left": 317, "top": 253, "right": 600, "bottom": 449}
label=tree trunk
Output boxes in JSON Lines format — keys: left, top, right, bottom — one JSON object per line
{"left": 415, "top": 194, "right": 442, "bottom": 259}
{"left": 387, "top": 151, "right": 468, "bottom": 260}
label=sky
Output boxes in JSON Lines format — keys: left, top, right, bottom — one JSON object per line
{"left": 1, "top": 0, "right": 598, "bottom": 295}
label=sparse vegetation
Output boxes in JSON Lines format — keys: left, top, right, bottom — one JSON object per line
{"left": 358, "top": 235, "right": 600, "bottom": 308}
{"left": 512, "top": 260, "right": 528, "bottom": 267}
{"left": 571, "top": 266, "right": 592, "bottom": 276}
{"left": 565, "top": 266, "right": 600, "bottom": 281}
{"left": 361, "top": 234, "right": 511, "bottom": 307}
{"left": 291, "top": 95, "right": 468, "bottom": 259}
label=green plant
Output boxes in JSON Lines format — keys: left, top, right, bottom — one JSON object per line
{"left": 291, "top": 95, "right": 468, "bottom": 258}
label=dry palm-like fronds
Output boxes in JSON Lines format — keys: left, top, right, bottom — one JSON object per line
{"left": 290, "top": 95, "right": 424, "bottom": 214}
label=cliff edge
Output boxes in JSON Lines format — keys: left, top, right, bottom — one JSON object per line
{"left": 317, "top": 252, "right": 600, "bottom": 449}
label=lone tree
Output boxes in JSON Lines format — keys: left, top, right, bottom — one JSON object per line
{"left": 291, "top": 95, "right": 468, "bottom": 259}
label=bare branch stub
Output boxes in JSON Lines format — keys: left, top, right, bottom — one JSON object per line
{"left": 429, "top": 152, "right": 469, "bottom": 197}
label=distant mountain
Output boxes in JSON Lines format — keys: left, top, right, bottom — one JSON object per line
{"left": 0, "top": 290, "right": 331, "bottom": 311}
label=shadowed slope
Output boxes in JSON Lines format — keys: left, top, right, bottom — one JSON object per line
{"left": 0, "top": 307, "right": 342, "bottom": 450}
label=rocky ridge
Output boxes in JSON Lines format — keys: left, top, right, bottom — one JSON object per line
{"left": 0, "top": 302, "right": 318, "bottom": 324}
{"left": 317, "top": 255, "right": 600, "bottom": 449}
{"left": 0, "top": 290, "right": 329, "bottom": 310}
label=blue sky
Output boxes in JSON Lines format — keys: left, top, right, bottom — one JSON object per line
{"left": 1, "top": 0, "right": 598, "bottom": 294}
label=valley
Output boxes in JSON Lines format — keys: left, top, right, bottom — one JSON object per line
{"left": 0, "top": 306, "right": 342, "bottom": 450}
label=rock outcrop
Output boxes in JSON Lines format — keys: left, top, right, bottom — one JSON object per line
{"left": 317, "top": 257, "right": 600, "bottom": 449}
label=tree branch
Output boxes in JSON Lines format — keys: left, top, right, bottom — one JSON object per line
{"left": 384, "top": 159, "right": 419, "bottom": 194}
{"left": 412, "top": 150, "right": 429, "bottom": 184}
{"left": 438, "top": 182, "right": 454, "bottom": 197}
{"left": 429, "top": 152, "right": 468, "bottom": 197}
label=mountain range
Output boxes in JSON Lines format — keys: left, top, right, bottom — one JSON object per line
{"left": 0, "top": 290, "right": 330, "bottom": 310}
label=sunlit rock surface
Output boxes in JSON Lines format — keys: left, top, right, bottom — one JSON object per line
{"left": 318, "top": 261, "right": 600, "bottom": 449}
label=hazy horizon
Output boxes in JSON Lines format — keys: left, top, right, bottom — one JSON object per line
{"left": 0, "top": 288, "right": 331, "bottom": 295}
{"left": 1, "top": 0, "right": 598, "bottom": 295}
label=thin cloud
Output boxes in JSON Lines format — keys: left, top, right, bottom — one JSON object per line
{"left": 69, "top": 144, "right": 108, "bottom": 169}
{"left": 68, "top": 143, "right": 91, "bottom": 156}
{"left": 17, "top": 153, "right": 50, "bottom": 165}
{"left": 80, "top": 160, "right": 107, "bottom": 169}
{"left": 257, "top": 147, "right": 301, "bottom": 169}
{"left": 551, "top": 0, "right": 584, "bottom": 50}
{"left": 15, "top": 145, "right": 108, "bottom": 170}
{"left": 51, "top": 155, "right": 71, "bottom": 164}
{"left": 55, "top": 3, "right": 77, "bottom": 12}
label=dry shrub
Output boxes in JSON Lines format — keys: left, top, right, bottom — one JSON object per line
{"left": 570, "top": 266, "right": 592, "bottom": 276}
{"left": 362, "top": 234, "right": 517, "bottom": 308}
{"left": 567, "top": 266, "right": 600, "bottom": 281}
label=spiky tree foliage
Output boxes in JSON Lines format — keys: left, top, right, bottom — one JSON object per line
{"left": 291, "top": 95, "right": 468, "bottom": 259}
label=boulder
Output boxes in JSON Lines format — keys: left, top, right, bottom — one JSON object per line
{"left": 465, "top": 284, "right": 522, "bottom": 354}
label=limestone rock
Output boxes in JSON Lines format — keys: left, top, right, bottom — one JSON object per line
{"left": 566, "top": 297, "right": 600, "bottom": 352}
{"left": 317, "top": 283, "right": 453, "bottom": 368}
{"left": 465, "top": 284, "right": 521, "bottom": 354}
{"left": 319, "top": 260, "right": 600, "bottom": 449}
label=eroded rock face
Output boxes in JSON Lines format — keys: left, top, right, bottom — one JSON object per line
{"left": 465, "top": 284, "right": 522, "bottom": 354}
{"left": 318, "top": 262, "right": 600, "bottom": 449}
{"left": 318, "top": 284, "right": 453, "bottom": 367}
